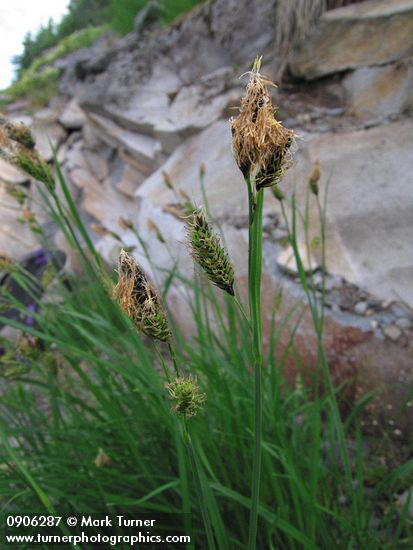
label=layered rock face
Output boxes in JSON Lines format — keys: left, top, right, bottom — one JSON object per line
{"left": 1, "top": 0, "right": 413, "bottom": 428}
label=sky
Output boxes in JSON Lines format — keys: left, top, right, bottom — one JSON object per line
{"left": 0, "top": 0, "right": 69, "bottom": 90}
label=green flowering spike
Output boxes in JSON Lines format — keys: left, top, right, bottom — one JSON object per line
{"left": 166, "top": 375, "right": 206, "bottom": 418}
{"left": 15, "top": 152, "right": 54, "bottom": 191}
{"left": 187, "top": 208, "right": 235, "bottom": 296}
{"left": 114, "top": 250, "right": 171, "bottom": 343}
{"left": 0, "top": 115, "right": 54, "bottom": 191}
{"left": 271, "top": 184, "right": 285, "bottom": 202}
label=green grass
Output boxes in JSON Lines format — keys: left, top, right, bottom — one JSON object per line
{"left": 110, "top": 0, "right": 205, "bottom": 35}
{"left": 27, "top": 26, "right": 109, "bottom": 76}
{"left": 1, "top": 67, "right": 60, "bottom": 108}
{"left": 0, "top": 155, "right": 412, "bottom": 549}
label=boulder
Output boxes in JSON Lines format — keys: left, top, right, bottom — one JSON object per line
{"left": 279, "top": 118, "right": 413, "bottom": 307}
{"left": 87, "top": 112, "right": 160, "bottom": 174}
{"left": 343, "top": 58, "right": 413, "bottom": 122}
{"left": 154, "top": 85, "right": 242, "bottom": 152}
{"left": 0, "top": 159, "right": 30, "bottom": 185}
{"left": 0, "top": 184, "right": 39, "bottom": 262}
{"left": 136, "top": 119, "right": 280, "bottom": 222}
{"left": 81, "top": 63, "right": 181, "bottom": 135}
{"left": 277, "top": 243, "right": 319, "bottom": 274}
{"left": 115, "top": 164, "right": 147, "bottom": 197}
{"left": 289, "top": 0, "right": 413, "bottom": 80}
{"left": 59, "top": 97, "right": 86, "bottom": 130}
{"left": 31, "top": 121, "right": 67, "bottom": 162}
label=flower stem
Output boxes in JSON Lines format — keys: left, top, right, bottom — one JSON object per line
{"left": 184, "top": 422, "right": 217, "bottom": 550}
{"left": 246, "top": 178, "right": 264, "bottom": 550}
{"left": 167, "top": 339, "right": 180, "bottom": 377}
{"left": 166, "top": 342, "right": 216, "bottom": 549}
{"left": 233, "top": 295, "right": 251, "bottom": 330}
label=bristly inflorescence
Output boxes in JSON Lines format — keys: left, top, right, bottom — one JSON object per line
{"left": 186, "top": 208, "right": 235, "bottom": 296}
{"left": 0, "top": 114, "right": 54, "bottom": 190}
{"left": 166, "top": 375, "right": 206, "bottom": 418}
{"left": 230, "top": 57, "right": 296, "bottom": 190}
{"left": 114, "top": 250, "right": 171, "bottom": 342}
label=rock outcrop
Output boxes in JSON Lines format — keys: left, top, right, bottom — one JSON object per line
{"left": 289, "top": 0, "right": 413, "bottom": 79}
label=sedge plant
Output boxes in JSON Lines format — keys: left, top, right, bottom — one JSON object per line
{"left": 229, "top": 56, "right": 296, "bottom": 549}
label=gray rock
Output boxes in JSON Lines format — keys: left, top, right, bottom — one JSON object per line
{"left": 87, "top": 112, "right": 160, "bottom": 173}
{"left": 277, "top": 243, "right": 319, "bottom": 274}
{"left": 383, "top": 324, "right": 402, "bottom": 341}
{"left": 280, "top": 118, "right": 413, "bottom": 308}
{"left": 289, "top": 0, "right": 413, "bottom": 79}
{"left": 136, "top": 119, "right": 248, "bottom": 221}
{"left": 59, "top": 98, "right": 86, "bottom": 130}
{"left": 325, "top": 274, "right": 344, "bottom": 292}
{"left": 343, "top": 59, "right": 413, "bottom": 123}
{"left": 115, "top": 164, "right": 147, "bottom": 197}
{"left": 0, "top": 183, "right": 39, "bottom": 262}
{"left": 0, "top": 159, "right": 30, "bottom": 185}
{"left": 31, "top": 121, "right": 67, "bottom": 162}
{"left": 396, "top": 317, "right": 412, "bottom": 330}
{"left": 354, "top": 301, "right": 368, "bottom": 315}
{"left": 79, "top": 0, "right": 278, "bottom": 117}
{"left": 396, "top": 488, "right": 413, "bottom": 517}
{"left": 391, "top": 302, "right": 412, "bottom": 318}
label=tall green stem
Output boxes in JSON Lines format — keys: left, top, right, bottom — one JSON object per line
{"left": 185, "top": 423, "right": 217, "bottom": 550}
{"left": 247, "top": 177, "right": 265, "bottom": 550}
{"left": 166, "top": 341, "right": 216, "bottom": 549}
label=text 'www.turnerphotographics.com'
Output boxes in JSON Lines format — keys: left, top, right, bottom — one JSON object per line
{"left": 2, "top": 514, "right": 192, "bottom": 546}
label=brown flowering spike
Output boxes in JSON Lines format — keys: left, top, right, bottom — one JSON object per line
{"left": 0, "top": 114, "right": 36, "bottom": 150}
{"left": 94, "top": 448, "right": 111, "bottom": 468}
{"left": 147, "top": 218, "right": 165, "bottom": 243}
{"left": 309, "top": 160, "right": 321, "bottom": 196}
{"left": 230, "top": 57, "right": 296, "bottom": 189}
{"left": 0, "top": 115, "right": 54, "bottom": 190}
{"left": 187, "top": 208, "right": 235, "bottom": 296}
{"left": 118, "top": 216, "right": 135, "bottom": 231}
{"left": 114, "top": 250, "right": 171, "bottom": 342}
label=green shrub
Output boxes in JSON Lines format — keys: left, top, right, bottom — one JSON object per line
{"left": 110, "top": 0, "right": 147, "bottom": 34}
{"left": 110, "top": 0, "right": 205, "bottom": 35}
{"left": 13, "top": 0, "right": 111, "bottom": 77}
{"left": 28, "top": 25, "right": 109, "bottom": 75}
{"left": 12, "top": 0, "right": 204, "bottom": 79}
{"left": 3, "top": 26, "right": 107, "bottom": 106}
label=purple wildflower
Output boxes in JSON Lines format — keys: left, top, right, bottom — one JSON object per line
{"left": 32, "top": 248, "right": 51, "bottom": 267}
{"left": 24, "top": 303, "right": 37, "bottom": 327}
